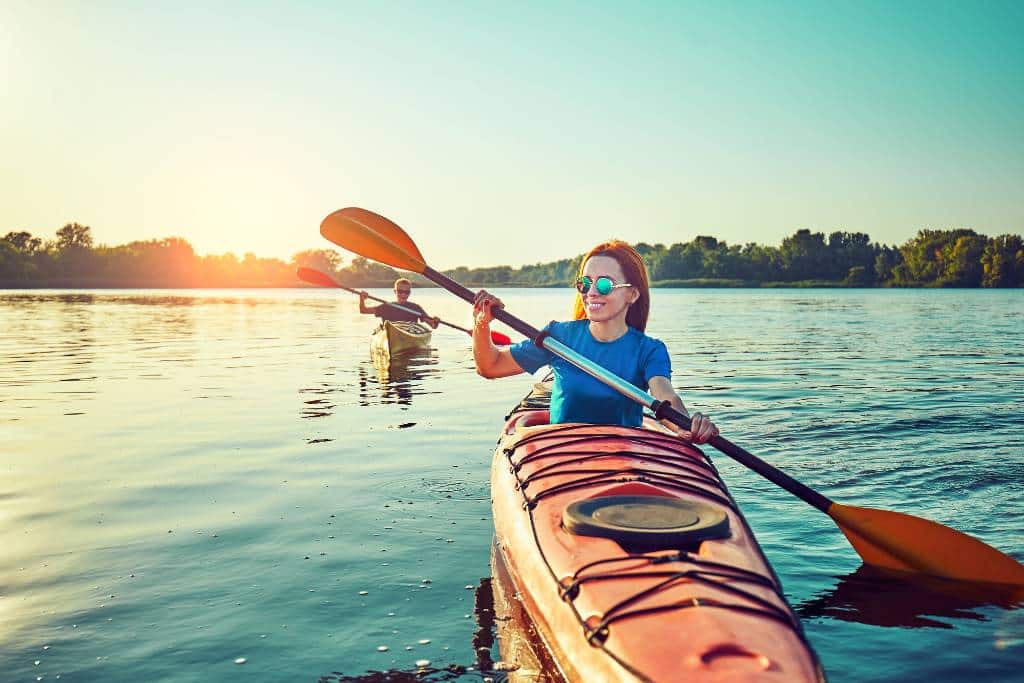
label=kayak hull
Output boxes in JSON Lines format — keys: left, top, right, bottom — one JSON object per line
{"left": 370, "top": 320, "right": 431, "bottom": 357}
{"left": 490, "top": 542, "right": 564, "bottom": 682}
{"left": 490, "top": 387, "right": 825, "bottom": 682}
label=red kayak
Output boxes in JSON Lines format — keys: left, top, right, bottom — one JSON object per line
{"left": 490, "top": 383, "right": 825, "bottom": 682}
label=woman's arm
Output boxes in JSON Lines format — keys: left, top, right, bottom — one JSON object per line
{"left": 648, "top": 376, "right": 718, "bottom": 444}
{"left": 472, "top": 291, "right": 525, "bottom": 378}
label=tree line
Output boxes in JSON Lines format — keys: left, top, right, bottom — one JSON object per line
{"left": 2, "top": 223, "right": 1022, "bottom": 288}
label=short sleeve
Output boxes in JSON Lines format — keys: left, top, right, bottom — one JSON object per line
{"left": 509, "top": 323, "right": 555, "bottom": 374}
{"left": 642, "top": 337, "right": 671, "bottom": 383}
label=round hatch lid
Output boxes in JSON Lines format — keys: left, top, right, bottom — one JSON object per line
{"left": 563, "top": 495, "right": 730, "bottom": 549}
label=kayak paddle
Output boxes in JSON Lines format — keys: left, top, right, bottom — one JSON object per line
{"left": 319, "top": 206, "right": 1024, "bottom": 589}
{"left": 296, "top": 266, "right": 512, "bottom": 346}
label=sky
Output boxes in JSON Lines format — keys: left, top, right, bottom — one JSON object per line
{"left": 2, "top": 0, "right": 1022, "bottom": 269}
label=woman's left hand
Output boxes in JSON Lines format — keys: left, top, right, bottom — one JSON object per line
{"left": 664, "top": 412, "right": 719, "bottom": 444}
{"left": 687, "top": 412, "right": 719, "bottom": 444}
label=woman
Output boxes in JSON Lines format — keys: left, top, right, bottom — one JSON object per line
{"left": 472, "top": 240, "right": 719, "bottom": 444}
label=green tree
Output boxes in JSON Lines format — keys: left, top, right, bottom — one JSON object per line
{"left": 738, "top": 243, "right": 781, "bottom": 281}
{"left": 873, "top": 246, "right": 901, "bottom": 284}
{"left": 0, "top": 240, "right": 28, "bottom": 282}
{"left": 653, "top": 242, "right": 702, "bottom": 280}
{"left": 199, "top": 252, "right": 241, "bottom": 287}
{"left": 633, "top": 242, "right": 660, "bottom": 258}
{"left": 693, "top": 236, "right": 730, "bottom": 278}
{"left": 939, "top": 233, "right": 987, "bottom": 286}
{"left": 780, "top": 229, "right": 830, "bottom": 280}
{"left": 53, "top": 223, "right": 96, "bottom": 280}
{"left": 3, "top": 231, "right": 44, "bottom": 254}
{"left": 3, "top": 220, "right": 1020, "bottom": 289}
{"left": 55, "top": 223, "right": 94, "bottom": 250}
{"left": 474, "top": 266, "right": 514, "bottom": 284}
{"left": 340, "top": 256, "right": 401, "bottom": 286}
{"left": 292, "top": 249, "right": 343, "bottom": 276}
{"left": 636, "top": 243, "right": 665, "bottom": 280}
{"left": 446, "top": 266, "right": 472, "bottom": 283}
{"left": 828, "top": 231, "right": 875, "bottom": 281}
{"left": 518, "top": 257, "right": 578, "bottom": 285}
{"left": 0, "top": 231, "right": 45, "bottom": 283}
{"left": 981, "top": 235, "right": 1024, "bottom": 287}
{"left": 897, "top": 229, "right": 979, "bottom": 285}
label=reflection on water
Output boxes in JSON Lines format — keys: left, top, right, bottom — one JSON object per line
{"left": 298, "top": 347, "right": 442, "bottom": 428}
{"left": 319, "top": 577, "right": 507, "bottom": 683}
{"left": 318, "top": 566, "right": 565, "bottom": 683}
{"left": 316, "top": 557, "right": 566, "bottom": 682}
{"left": 358, "top": 350, "right": 441, "bottom": 408}
{"left": 796, "top": 565, "right": 1024, "bottom": 629}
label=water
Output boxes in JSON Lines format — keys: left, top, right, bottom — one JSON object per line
{"left": 1, "top": 287, "right": 1021, "bottom": 682}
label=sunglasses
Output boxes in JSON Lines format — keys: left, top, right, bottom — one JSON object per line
{"left": 574, "top": 275, "right": 632, "bottom": 296}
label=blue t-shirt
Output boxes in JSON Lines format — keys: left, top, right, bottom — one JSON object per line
{"left": 509, "top": 320, "right": 672, "bottom": 427}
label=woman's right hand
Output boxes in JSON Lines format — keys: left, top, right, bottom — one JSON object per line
{"left": 473, "top": 290, "right": 504, "bottom": 325}
{"left": 359, "top": 291, "right": 368, "bottom": 301}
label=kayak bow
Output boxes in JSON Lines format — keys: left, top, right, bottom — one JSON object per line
{"left": 370, "top": 320, "right": 431, "bottom": 358}
{"left": 490, "top": 382, "right": 825, "bottom": 682}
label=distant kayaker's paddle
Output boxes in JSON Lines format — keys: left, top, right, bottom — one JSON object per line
{"left": 319, "top": 206, "right": 1024, "bottom": 589}
{"left": 296, "top": 266, "right": 512, "bottom": 345}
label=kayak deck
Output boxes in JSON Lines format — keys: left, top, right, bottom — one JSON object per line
{"left": 490, "top": 383, "right": 825, "bottom": 682}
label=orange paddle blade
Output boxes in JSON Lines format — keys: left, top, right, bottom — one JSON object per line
{"left": 830, "top": 502, "right": 1024, "bottom": 586}
{"left": 320, "top": 207, "right": 426, "bottom": 273}
{"left": 296, "top": 266, "right": 338, "bottom": 288}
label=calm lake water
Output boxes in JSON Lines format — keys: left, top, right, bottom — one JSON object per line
{"left": 1, "top": 287, "right": 1022, "bottom": 682}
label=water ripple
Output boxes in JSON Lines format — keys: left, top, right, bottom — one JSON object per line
{"left": 1, "top": 288, "right": 1022, "bottom": 683}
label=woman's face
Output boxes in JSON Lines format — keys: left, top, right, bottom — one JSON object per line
{"left": 580, "top": 254, "right": 638, "bottom": 324}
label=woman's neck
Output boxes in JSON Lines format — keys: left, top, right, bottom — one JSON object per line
{"left": 588, "top": 318, "right": 629, "bottom": 342}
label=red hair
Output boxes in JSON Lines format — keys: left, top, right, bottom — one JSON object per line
{"left": 572, "top": 241, "right": 651, "bottom": 331}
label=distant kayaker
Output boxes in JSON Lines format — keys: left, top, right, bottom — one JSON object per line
{"left": 359, "top": 278, "right": 440, "bottom": 328}
{"left": 471, "top": 241, "right": 719, "bottom": 444}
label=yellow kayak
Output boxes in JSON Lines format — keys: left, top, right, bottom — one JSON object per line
{"left": 370, "top": 320, "right": 431, "bottom": 357}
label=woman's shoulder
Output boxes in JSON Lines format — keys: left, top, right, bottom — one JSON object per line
{"left": 629, "top": 327, "right": 668, "bottom": 350}
{"left": 626, "top": 325, "right": 659, "bottom": 340}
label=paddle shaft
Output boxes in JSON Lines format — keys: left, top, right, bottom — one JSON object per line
{"left": 423, "top": 266, "right": 540, "bottom": 337}
{"left": 331, "top": 277, "right": 472, "bottom": 335}
{"left": 422, "top": 265, "right": 834, "bottom": 513}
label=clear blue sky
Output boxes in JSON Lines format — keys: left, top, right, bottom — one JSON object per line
{"left": 2, "top": 0, "right": 1021, "bottom": 269}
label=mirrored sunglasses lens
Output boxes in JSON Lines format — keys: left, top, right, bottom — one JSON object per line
{"left": 595, "top": 277, "right": 613, "bottom": 295}
{"left": 575, "top": 276, "right": 592, "bottom": 294}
